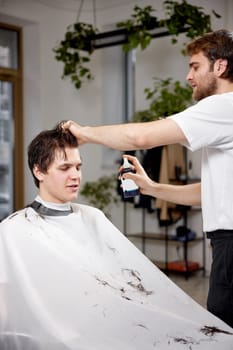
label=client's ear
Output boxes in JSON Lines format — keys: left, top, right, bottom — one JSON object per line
{"left": 33, "top": 165, "right": 44, "bottom": 182}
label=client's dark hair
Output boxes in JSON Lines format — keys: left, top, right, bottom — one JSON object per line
{"left": 28, "top": 122, "right": 78, "bottom": 188}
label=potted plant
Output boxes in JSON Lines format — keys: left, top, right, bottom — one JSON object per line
{"left": 133, "top": 77, "right": 193, "bottom": 122}
{"left": 80, "top": 174, "right": 119, "bottom": 219}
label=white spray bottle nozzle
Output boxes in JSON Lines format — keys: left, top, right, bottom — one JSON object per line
{"left": 123, "top": 157, "right": 131, "bottom": 168}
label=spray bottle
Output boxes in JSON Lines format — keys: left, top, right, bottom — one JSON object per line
{"left": 120, "top": 157, "right": 139, "bottom": 198}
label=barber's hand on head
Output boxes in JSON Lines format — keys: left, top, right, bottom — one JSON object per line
{"left": 62, "top": 120, "right": 86, "bottom": 145}
{"left": 119, "top": 154, "right": 156, "bottom": 196}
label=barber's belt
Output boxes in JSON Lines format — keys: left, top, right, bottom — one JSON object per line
{"left": 206, "top": 229, "right": 233, "bottom": 239}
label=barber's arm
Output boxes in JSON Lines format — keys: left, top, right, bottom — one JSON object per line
{"left": 62, "top": 118, "right": 187, "bottom": 151}
{"left": 120, "top": 154, "right": 201, "bottom": 207}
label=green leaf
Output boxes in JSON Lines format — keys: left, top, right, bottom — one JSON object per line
{"left": 134, "top": 77, "right": 192, "bottom": 122}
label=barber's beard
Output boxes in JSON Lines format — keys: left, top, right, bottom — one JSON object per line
{"left": 193, "top": 74, "right": 217, "bottom": 102}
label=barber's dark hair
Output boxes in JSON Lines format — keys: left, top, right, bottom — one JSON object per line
{"left": 28, "top": 122, "right": 78, "bottom": 188}
{"left": 186, "top": 29, "right": 233, "bottom": 82}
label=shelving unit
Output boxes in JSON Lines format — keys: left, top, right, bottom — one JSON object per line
{"left": 123, "top": 196, "right": 206, "bottom": 280}
{"left": 123, "top": 142, "right": 206, "bottom": 278}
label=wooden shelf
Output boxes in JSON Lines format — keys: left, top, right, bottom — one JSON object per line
{"left": 151, "top": 260, "right": 201, "bottom": 273}
{"left": 126, "top": 232, "right": 203, "bottom": 243}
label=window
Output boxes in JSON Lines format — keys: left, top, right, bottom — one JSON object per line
{"left": 0, "top": 23, "right": 23, "bottom": 219}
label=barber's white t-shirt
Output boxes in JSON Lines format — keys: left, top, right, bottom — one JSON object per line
{"left": 170, "top": 92, "right": 233, "bottom": 232}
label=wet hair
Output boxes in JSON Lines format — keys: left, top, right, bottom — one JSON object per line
{"left": 28, "top": 122, "right": 79, "bottom": 188}
{"left": 186, "top": 29, "right": 233, "bottom": 82}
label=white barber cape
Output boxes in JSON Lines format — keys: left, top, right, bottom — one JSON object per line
{"left": 0, "top": 202, "right": 232, "bottom": 350}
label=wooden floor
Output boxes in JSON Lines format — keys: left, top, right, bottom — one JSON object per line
{"left": 169, "top": 271, "right": 209, "bottom": 308}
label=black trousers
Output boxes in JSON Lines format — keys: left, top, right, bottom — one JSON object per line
{"left": 207, "top": 230, "right": 233, "bottom": 328}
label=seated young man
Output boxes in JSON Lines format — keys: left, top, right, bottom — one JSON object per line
{"left": 0, "top": 124, "right": 232, "bottom": 350}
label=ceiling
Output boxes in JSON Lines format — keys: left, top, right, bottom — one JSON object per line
{"left": 36, "top": 0, "right": 138, "bottom": 12}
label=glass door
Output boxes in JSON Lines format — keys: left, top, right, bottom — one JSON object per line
{"left": 0, "top": 80, "right": 13, "bottom": 220}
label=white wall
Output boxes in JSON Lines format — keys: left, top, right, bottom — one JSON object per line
{"left": 1, "top": 0, "right": 233, "bottom": 274}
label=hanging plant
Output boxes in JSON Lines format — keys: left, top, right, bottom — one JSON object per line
{"left": 117, "top": 2, "right": 220, "bottom": 53}
{"left": 53, "top": 22, "right": 98, "bottom": 89}
{"left": 54, "top": 1, "right": 220, "bottom": 90}
{"left": 116, "top": 5, "right": 157, "bottom": 52}
{"left": 160, "top": 0, "right": 221, "bottom": 45}
{"left": 133, "top": 77, "right": 193, "bottom": 122}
